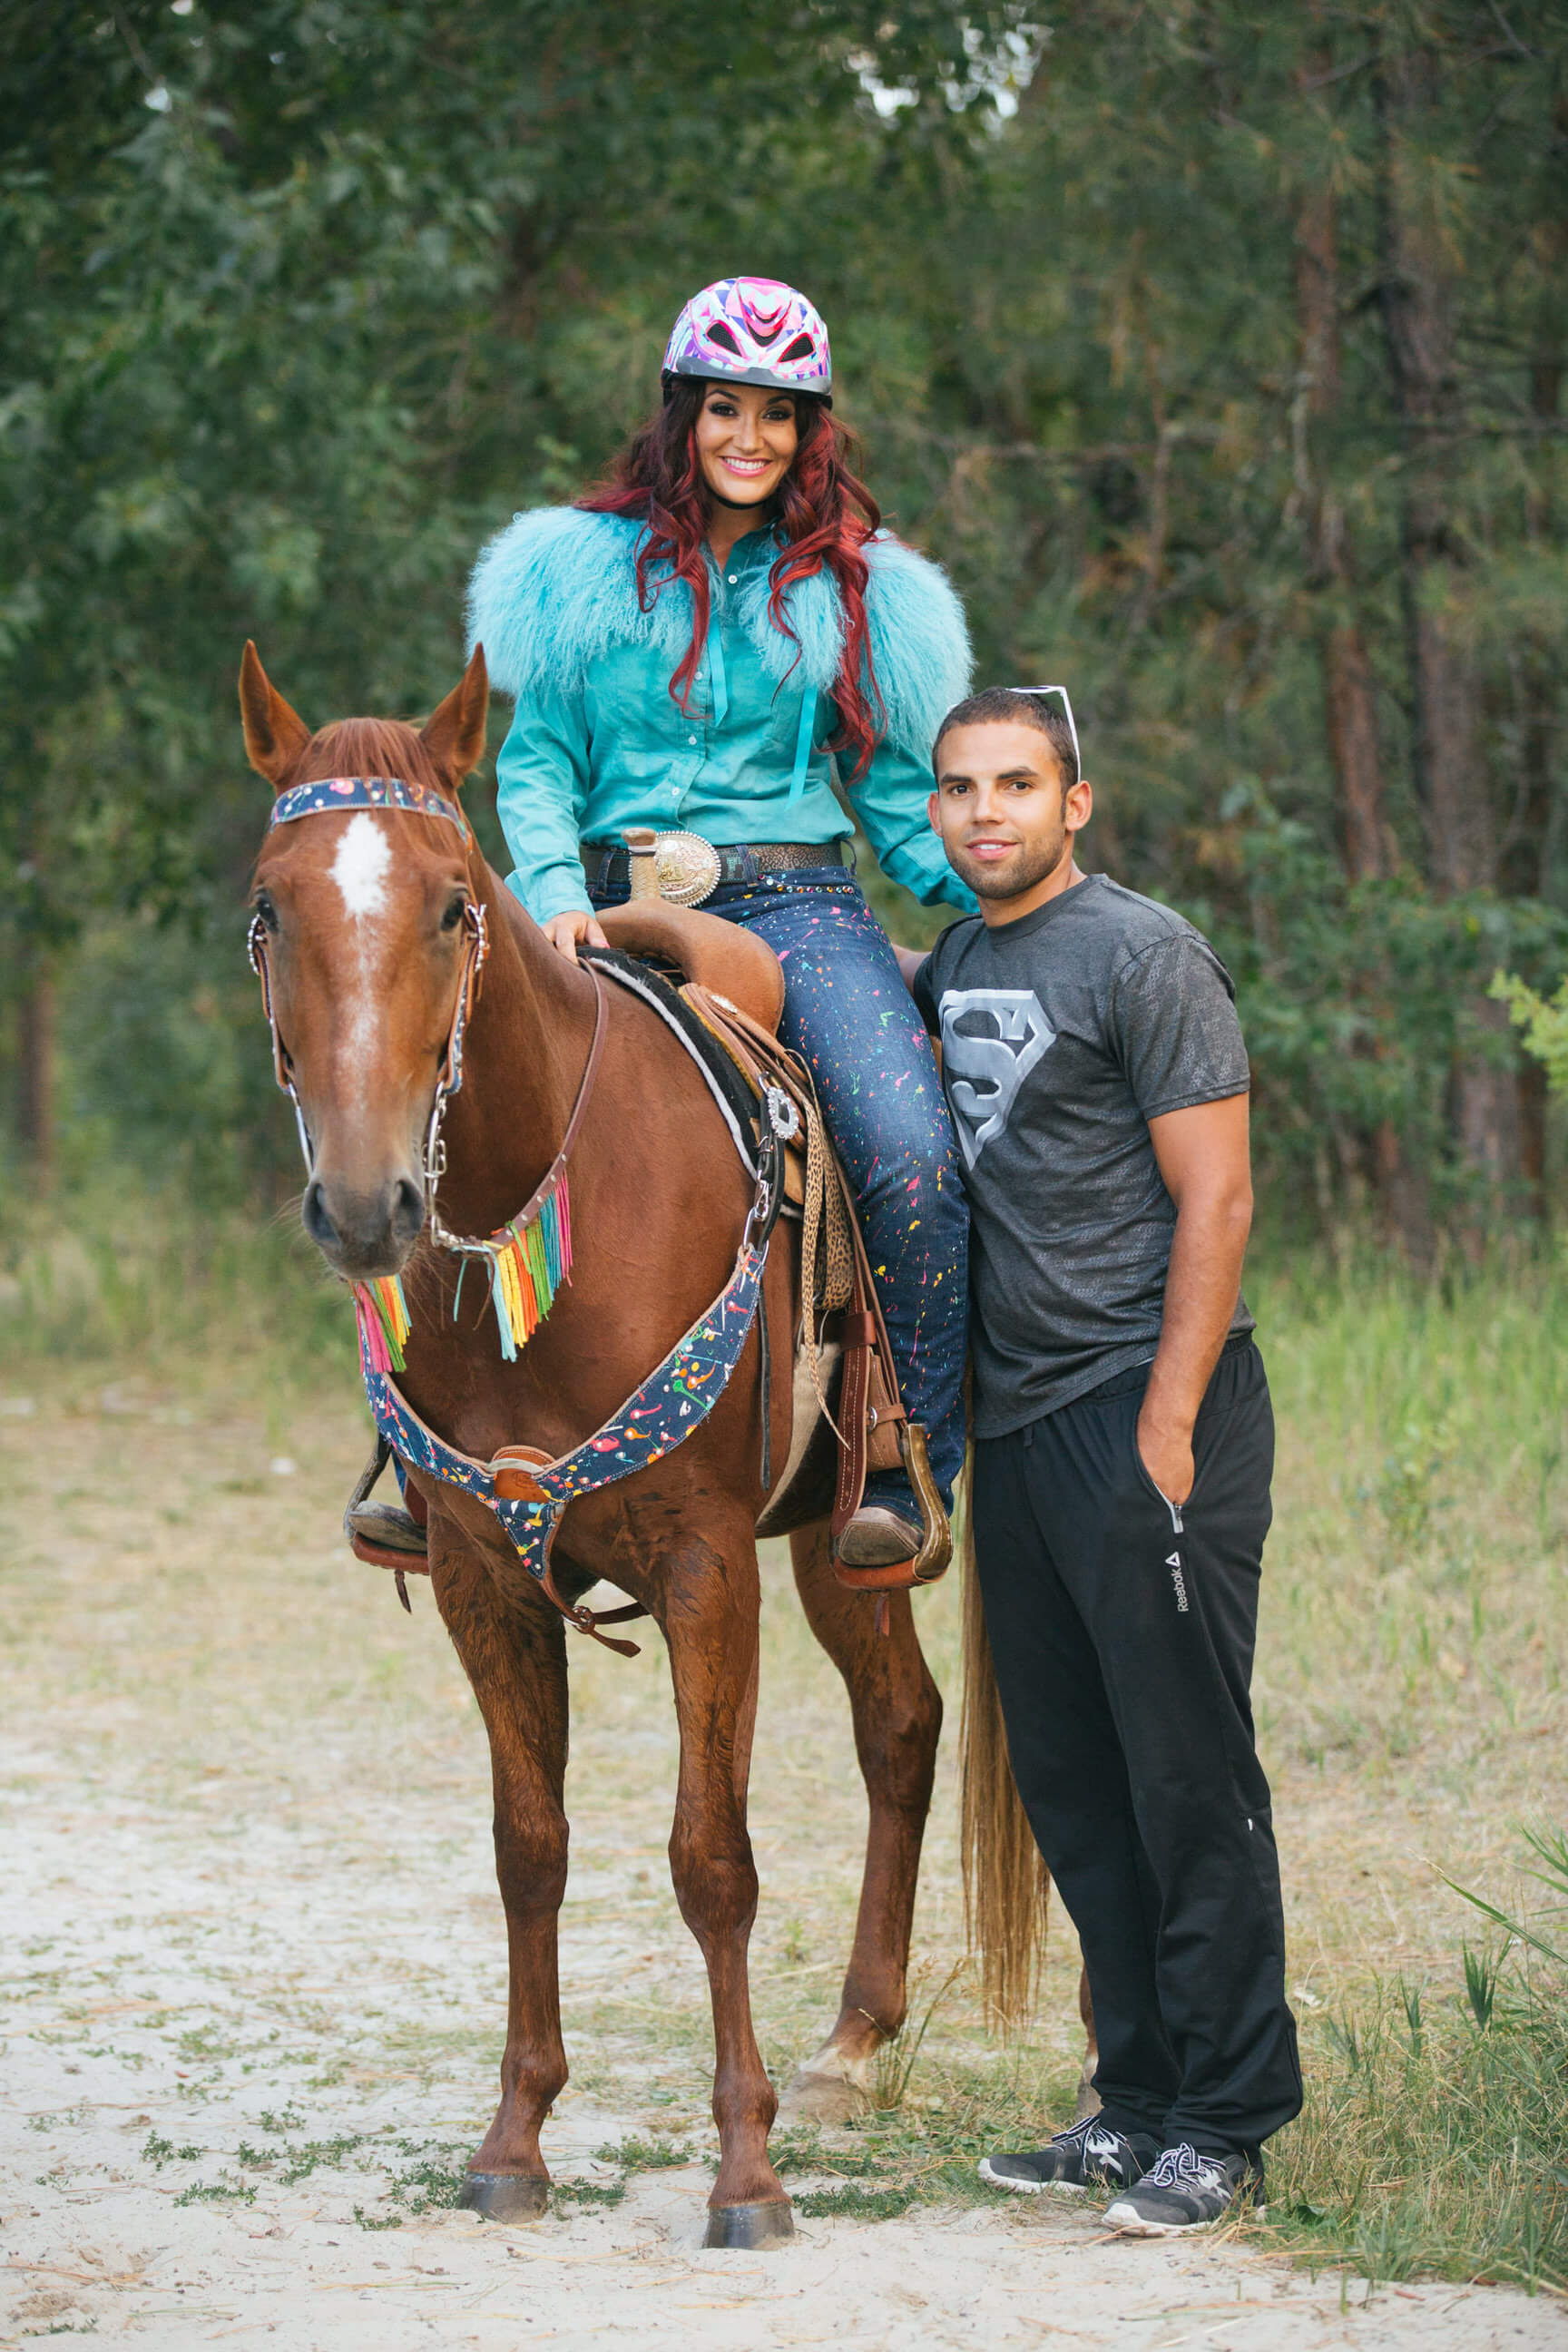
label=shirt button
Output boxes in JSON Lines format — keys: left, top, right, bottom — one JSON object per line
{"left": 727, "top": 574, "right": 738, "bottom": 583}
{"left": 688, "top": 734, "right": 697, "bottom": 745}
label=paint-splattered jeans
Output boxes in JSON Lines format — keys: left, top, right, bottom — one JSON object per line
{"left": 589, "top": 866, "right": 969, "bottom": 1511}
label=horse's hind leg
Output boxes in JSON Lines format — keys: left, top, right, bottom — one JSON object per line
{"left": 426, "top": 1512, "right": 570, "bottom": 2222}
{"left": 660, "top": 1523, "right": 791, "bottom": 2248}
{"left": 779, "top": 1520, "right": 943, "bottom": 2123}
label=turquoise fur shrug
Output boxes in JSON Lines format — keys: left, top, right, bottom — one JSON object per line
{"left": 466, "top": 505, "right": 975, "bottom": 922}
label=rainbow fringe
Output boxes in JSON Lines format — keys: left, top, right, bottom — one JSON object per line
{"left": 355, "top": 1274, "right": 411, "bottom": 1376}
{"left": 349, "top": 1179, "right": 571, "bottom": 1372}
{"left": 479, "top": 1175, "right": 572, "bottom": 1361}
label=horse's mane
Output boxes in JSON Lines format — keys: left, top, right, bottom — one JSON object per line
{"left": 293, "top": 717, "right": 444, "bottom": 788}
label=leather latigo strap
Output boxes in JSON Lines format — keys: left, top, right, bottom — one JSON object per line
{"left": 828, "top": 1224, "right": 903, "bottom": 1523}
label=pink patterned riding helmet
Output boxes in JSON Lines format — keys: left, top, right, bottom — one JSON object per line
{"left": 662, "top": 277, "right": 832, "bottom": 402}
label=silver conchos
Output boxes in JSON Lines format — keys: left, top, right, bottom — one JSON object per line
{"left": 765, "top": 1086, "right": 801, "bottom": 1142}
{"left": 651, "top": 829, "right": 723, "bottom": 906}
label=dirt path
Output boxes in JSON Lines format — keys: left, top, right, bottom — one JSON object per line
{"left": 4, "top": 1360, "right": 1563, "bottom": 2349}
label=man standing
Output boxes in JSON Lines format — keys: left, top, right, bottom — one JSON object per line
{"left": 902, "top": 686, "right": 1300, "bottom": 2235}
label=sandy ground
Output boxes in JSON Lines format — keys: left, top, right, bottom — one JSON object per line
{"left": 4, "top": 1357, "right": 1565, "bottom": 2350}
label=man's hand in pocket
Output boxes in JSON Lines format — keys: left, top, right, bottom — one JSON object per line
{"left": 1136, "top": 1408, "right": 1195, "bottom": 1508}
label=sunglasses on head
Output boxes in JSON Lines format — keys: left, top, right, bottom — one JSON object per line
{"left": 1014, "top": 684, "right": 1080, "bottom": 777}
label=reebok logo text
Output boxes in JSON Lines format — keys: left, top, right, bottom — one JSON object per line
{"left": 1167, "top": 1551, "right": 1189, "bottom": 1612}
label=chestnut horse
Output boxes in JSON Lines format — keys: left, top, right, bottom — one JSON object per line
{"left": 240, "top": 641, "right": 975, "bottom": 2246}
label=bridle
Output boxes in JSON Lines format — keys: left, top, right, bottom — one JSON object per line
{"left": 248, "top": 776, "right": 489, "bottom": 1209}
{"left": 247, "top": 772, "right": 606, "bottom": 1277}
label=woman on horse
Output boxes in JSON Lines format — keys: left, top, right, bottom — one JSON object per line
{"left": 467, "top": 275, "right": 975, "bottom": 1564}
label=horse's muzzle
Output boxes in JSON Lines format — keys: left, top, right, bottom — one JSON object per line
{"left": 303, "top": 1173, "right": 426, "bottom": 1279}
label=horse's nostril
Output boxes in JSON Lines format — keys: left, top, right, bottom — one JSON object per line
{"left": 302, "top": 1181, "right": 338, "bottom": 1250}
{"left": 392, "top": 1177, "right": 425, "bottom": 1236}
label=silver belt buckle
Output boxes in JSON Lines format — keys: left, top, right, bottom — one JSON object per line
{"left": 649, "top": 828, "right": 722, "bottom": 907}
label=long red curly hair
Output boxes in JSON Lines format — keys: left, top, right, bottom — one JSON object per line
{"left": 578, "top": 379, "right": 886, "bottom": 779}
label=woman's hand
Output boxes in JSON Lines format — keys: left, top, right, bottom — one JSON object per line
{"left": 542, "top": 909, "right": 610, "bottom": 963}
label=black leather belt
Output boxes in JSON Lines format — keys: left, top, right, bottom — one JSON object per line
{"left": 583, "top": 837, "right": 848, "bottom": 895}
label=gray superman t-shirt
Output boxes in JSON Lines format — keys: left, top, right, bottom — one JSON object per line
{"left": 912, "top": 874, "right": 1253, "bottom": 1437}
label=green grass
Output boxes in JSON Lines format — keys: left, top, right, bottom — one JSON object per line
{"left": 1239, "top": 1250, "right": 1567, "bottom": 1783}
{"left": 593, "top": 2134, "right": 702, "bottom": 2170}
{"left": 172, "top": 2172, "right": 257, "bottom": 2207}
{"left": 795, "top": 2181, "right": 921, "bottom": 2220}
{"left": 556, "top": 2178, "right": 628, "bottom": 2208}
{"left": 1262, "top": 1830, "right": 1568, "bottom": 2291}
{"left": 0, "top": 1178, "right": 352, "bottom": 1374}
{"left": 1266, "top": 1955, "right": 1567, "bottom": 2290}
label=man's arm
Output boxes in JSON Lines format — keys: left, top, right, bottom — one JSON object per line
{"left": 1137, "top": 1092, "right": 1253, "bottom": 1507}
{"left": 892, "top": 943, "right": 929, "bottom": 995}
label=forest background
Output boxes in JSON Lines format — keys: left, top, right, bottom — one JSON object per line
{"left": 5, "top": 0, "right": 1568, "bottom": 1254}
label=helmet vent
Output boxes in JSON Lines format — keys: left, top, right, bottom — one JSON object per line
{"left": 705, "top": 321, "right": 743, "bottom": 358}
{"left": 778, "top": 332, "right": 817, "bottom": 365}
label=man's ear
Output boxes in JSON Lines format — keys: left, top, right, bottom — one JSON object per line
{"left": 421, "top": 645, "right": 490, "bottom": 785}
{"left": 240, "top": 642, "right": 312, "bottom": 789}
{"left": 927, "top": 788, "right": 944, "bottom": 836}
{"left": 1064, "top": 777, "right": 1093, "bottom": 835}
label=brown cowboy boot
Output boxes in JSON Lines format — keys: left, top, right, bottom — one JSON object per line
{"left": 344, "top": 1440, "right": 428, "bottom": 1564}
{"left": 834, "top": 1504, "right": 923, "bottom": 1568}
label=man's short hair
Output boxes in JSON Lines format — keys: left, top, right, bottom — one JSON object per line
{"left": 932, "top": 686, "right": 1080, "bottom": 791}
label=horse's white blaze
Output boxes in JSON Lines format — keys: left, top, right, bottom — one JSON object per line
{"left": 331, "top": 811, "right": 392, "bottom": 917}
{"left": 338, "top": 936, "right": 382, "bottom": 1108}
{"left": 328, "top": 814, "right": 394, "bottom": 1114}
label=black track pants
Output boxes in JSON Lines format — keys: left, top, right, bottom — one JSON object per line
{"left": 973, "top": 1338, "right": 1302, "bottom": 2158}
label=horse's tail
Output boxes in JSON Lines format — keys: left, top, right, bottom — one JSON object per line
{"left": 958, "top": 1465, "right": 1050, "bottom": 2030}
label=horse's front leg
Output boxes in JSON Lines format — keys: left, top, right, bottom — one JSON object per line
{"left": 658, "top": 1518, "right": 790, "bottom": 2248}
{"left": 426, "top": 1502, "right": 571, "bottom": 2222}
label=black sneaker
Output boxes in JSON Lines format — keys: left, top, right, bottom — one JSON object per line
{"left": 1102, "top": 2142, "right": 1262, "bottom": 2234}
{"left": 978, "top": 2113, "right": 1159, "bottom": 2196}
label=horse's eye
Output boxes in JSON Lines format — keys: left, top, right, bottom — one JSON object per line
{"left": 253, "top": 891, "right": 279, "bottom": 933}
{"left": 441, "top": 893, "right": 467, "bottom": 933}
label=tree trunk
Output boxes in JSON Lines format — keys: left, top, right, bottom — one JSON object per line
{"left": 1501, "top": 121, "right": 1568, "bottom": 1220}
{"left": 1375, "top": 44, "right": 1517, "bottom": 1228}
{"left": 16, "top": 963, "right": 54, "bottom": 1191}
{"left": 1295, "top": 98, "right": 1436, "bottom": 1255}
{"left": 1295, "top": 160, "right": 1388, "bottom": 886}
{"left": 1375, "top": 49, "right": 1492, "bottom": 893}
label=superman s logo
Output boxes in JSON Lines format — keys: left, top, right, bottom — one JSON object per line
{"left": 938, "top": 988, "right": 1055, "bottom": 1170}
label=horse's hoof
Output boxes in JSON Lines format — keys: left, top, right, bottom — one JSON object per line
{"left": 457, "top": 2171, "right": 550, "bottom": 2223}
{"left": 777, "top": 2065, "right": 871, "bottom": 2126}
{"left": 703, "top": 2198, "right": 795, "bottom": 2249}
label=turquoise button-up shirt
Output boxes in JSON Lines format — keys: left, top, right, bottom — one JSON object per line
{"left": 495, "top": 526, "right": 975, "bottom": 925}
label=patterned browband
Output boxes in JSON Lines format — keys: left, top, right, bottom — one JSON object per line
{"left": 267, "top": 775, "right": 470, "bottom": 837}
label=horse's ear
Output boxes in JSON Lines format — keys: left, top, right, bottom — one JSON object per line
{"left": 240, "top": 641, "right": 312, "bottom": 789}
{"left": 420, "top": 644, "right": 490, "bottom": 786}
